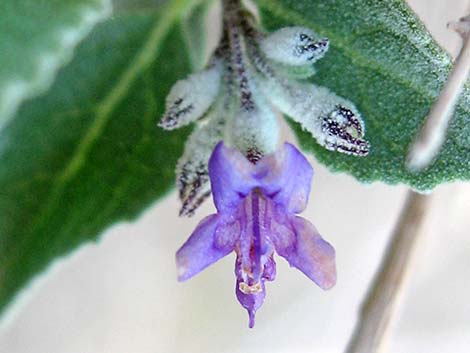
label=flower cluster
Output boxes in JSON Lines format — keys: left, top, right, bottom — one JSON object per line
{"left": 159, "top": 0, "right": 369, "bottom": 217}
{"left": 158, "top": 0, "right": 369, "bottom": 327}
{"left": 176, "top": 142, "right": 336, "bottom": 327}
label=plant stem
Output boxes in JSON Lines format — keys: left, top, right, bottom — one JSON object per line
{"left": 344, "top": 190, "right": 432, "bottom": 353}
{"left": 407, "top": 15, "right": 470, "bottom": 171}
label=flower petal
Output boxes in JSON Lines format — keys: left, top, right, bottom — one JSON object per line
{"left": 256, "top": 143, "right": 313, "bottom": 214}
{"left": 235, "top": 278, "right": 266, "bottom": 328}
{"left": 176, "top": 214, "right": 235, "bottom": 281}
{"left": 208, "top": 142, "right": 256, "bottom": 212}
{"left": 272, "top": 215, "right": 336, "bottom": 290}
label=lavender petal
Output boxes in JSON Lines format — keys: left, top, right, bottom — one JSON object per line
{"left": 208, "top": 142, "right": 256, "bottom": 212}
{"left": 176, "top": 214, "right": 235, "bottom": 281}
{"left": 272, "top": 215, "right": 336, "bottom": 290}
{"left": 256, "top": 143, "right": 313, "bottom": 214}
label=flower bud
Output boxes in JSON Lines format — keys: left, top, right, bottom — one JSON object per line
{"left": 227, "top": 92, "right": 279, "bottom": 162}
{"left": 159, "top": 62, "right": 222, "bottom": 130}
{"left": 259, "top": 77, "right": 369, "bottom": 156}
{"left": 176, "top": 113, "right": 225, "bottom": 216}
{"left": 260, "top": 27, "right": 329, "bottom": 66}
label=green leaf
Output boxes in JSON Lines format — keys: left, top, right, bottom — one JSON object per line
{"left": 0, "top": 0, "right": 112, "bottom": 130}
{"left": 0, "top": 0, "right": 194, "bottom": 316}
{"left": 254, "top": 0, "right": 470, "bottom": 191}
{"left": 181, "top": 0, "right": 213, "bottom": 70}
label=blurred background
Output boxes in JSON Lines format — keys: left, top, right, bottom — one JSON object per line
{"left": 1, "top": 0, "right": 470, "bottom": 352}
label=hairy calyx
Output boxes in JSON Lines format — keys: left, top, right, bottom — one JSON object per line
{"left": 158, "top": 0, "right": 369, "bottom": 216}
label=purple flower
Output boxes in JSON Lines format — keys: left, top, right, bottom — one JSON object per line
{"left": 176, "top": 142, "right": 336, "bottom": 327}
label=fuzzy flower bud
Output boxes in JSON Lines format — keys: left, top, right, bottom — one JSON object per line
{"left": 228, "top": 91, "right": 279, "bottom": 161}
{"left": 260, "top": 26, "right": 329, "bottom": 66}
{"left": 159, "top": 62, "right": 222, "bottom": 130}
{"left": 259, "top": 77, "right": 370, "bottom": 156}
{"left": 160, "top": 1, "right": 369, "bottom": 216}
{"left": 176, "top": 110, "right": 225, "bottom": 216}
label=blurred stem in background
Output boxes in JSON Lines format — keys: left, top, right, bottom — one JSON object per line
{"left": 346, "top": 8, "right": 470, "bottom": 353}
{"left": 345, "top": 191, "right": 431, "bottom": 353}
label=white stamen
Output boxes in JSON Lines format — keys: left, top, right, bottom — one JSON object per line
{"left": 239, "top": 281, "right": 262, "bottom": 294}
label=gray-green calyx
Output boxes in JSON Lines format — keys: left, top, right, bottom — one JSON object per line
{"left": 158, "top": 0, "right": 369, "bottom": 216}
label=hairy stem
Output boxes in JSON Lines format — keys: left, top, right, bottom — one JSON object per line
{"left": 407, "top": 15, "right": 470, "bottom": 171}
{"left": 345, "top": 190, "right": 432, "bottom": 353}
{"left": 223, "top": 0, "right": 255, "bottom": 111}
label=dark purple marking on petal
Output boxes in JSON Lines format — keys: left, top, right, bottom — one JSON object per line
{"left": 265, "top": 188, "right": 281, "bottom": 199}
{"left": 237, "top": 190, "right": 275, "bottom": 283}
{"left": 251, "top": 190, "right": 263, "bottom": 280}
{"left": 176, "top": 214, "right": 236, "bottom": 281}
